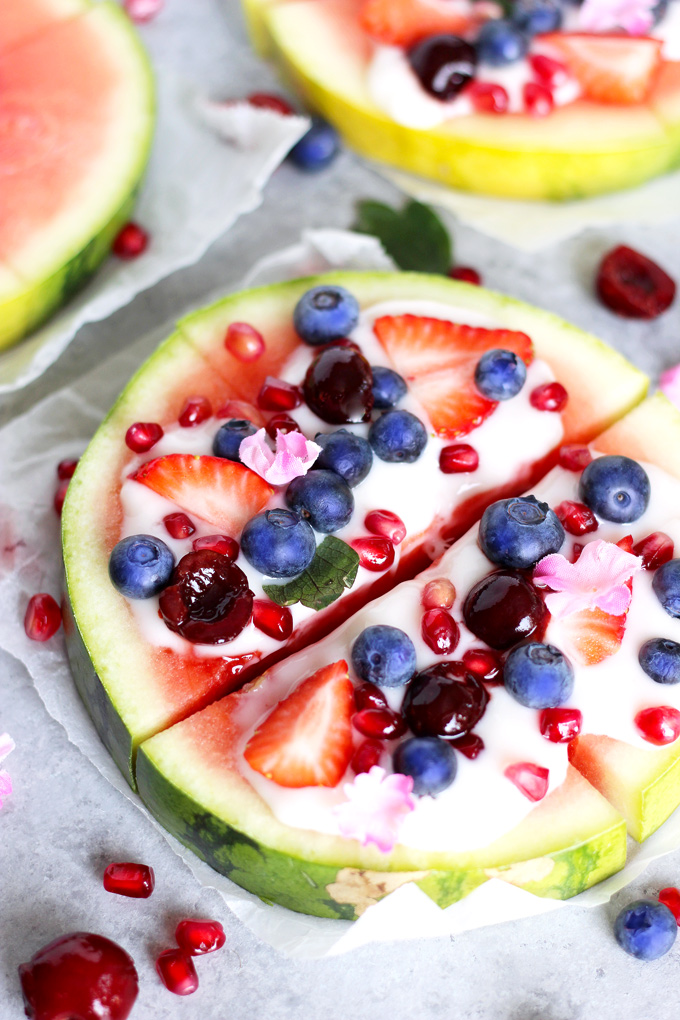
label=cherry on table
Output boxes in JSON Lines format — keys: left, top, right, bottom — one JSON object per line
{"left": 597, "top": 245, "right": 676, "bottom": 319}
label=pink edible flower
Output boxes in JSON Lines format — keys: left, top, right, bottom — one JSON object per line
{"left": 578, "top": 0, "right": 656, "bottom": 35}
{"left": 333, "top": 766, "right": 415, "bottom": 853}
{"left": 0, "top": 733, "right": 15, "bottom": 808}
{"left": 533, "top": 539, "right": 642, "bottom": 619}
{"left": 239, "top": 428, "right": 321, "bottom": 486}
{"left": 124, "top": 0, "right": 164, "bottom": 23}
{"left": 660, "top": 364, "right": 680, "bottom": 410}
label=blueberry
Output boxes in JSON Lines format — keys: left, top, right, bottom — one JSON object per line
{"left": 479, "top": 495, "right": 565, "bottom": 570}
{"left": 475, "top": 20, "right": 528, "bottom": 66}
{"left": 503, "top": 643, "right": 574, "bottom": 708}
{"left": 474, "top": 349, "right": 527, "bottom": 400}
{"left": 639, "top": 638, "right": 680, "bottom": 684}
{"left": 212, "top": 419, "right": 257, "bottom": 461}
{"left": 352, "top": 625, "right": 417, "bottom": 688}
{"left": 285, "top": 469, "right": 354, "bottom": 533}
{"left": 653, "top": 0, "right": 669, "bottom": 25}
{"left": 369, "top": 409, "right": 428, "bottom": 463}
{"left": 288, "top": 117, "right": 340, "bottom": 172}
{"left": 392, "top": 737, "right": 457, "bottom": 796}
{"left": 241, "top": 508, "right": 316, "bottom": 578}
{"left": 314, "top": 429, "right": 373, "bottom": 487}
{"left": 293, "top": 284, "right": 360, "bottom": 346}
{"left": 653, "top": 559, "right": 680, "bottom": 618}
{"left": 614, "top": 900, "right": 677, "bottom": 960}
{"left": 510, "top": 0, "right": 562, "bottom": 35}
{"left": 109, "top": 534, "right": 175, "bottom": 599}
{"left": 579, "top": 455, "right": 650, "bottom": 523}
{"left": 371, "top": 366, "right": 408, "bottom": 410}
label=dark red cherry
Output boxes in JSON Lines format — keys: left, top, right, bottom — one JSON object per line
{"left": 303, "top": 346, "right": 373, "bottom": 424}
{"left": 408, "top": 35, "right": 477, "bottom": 100}
{"left": 597, "top": 245, "right": 676, "bottom": 319}
{"left": 462, "top": 647, "right": 503, "bottom": 685}
{"left": 402, "top": 661, "right": 488, "bottom": 740}
{"left": 633, "top": 531, "right": 674, "bottom": 570}
{"left": 463, "top": 570, "right": 548, "bottom": 650}
{"left": 159, "top": 550, "right": 253, "bottom": 644}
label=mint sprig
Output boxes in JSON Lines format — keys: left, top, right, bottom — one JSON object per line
{"left": 263, "top": 536, "right": 360, "bottom": 611}
{"left": 353, "top": 199, "right": 452, "bottom": 275}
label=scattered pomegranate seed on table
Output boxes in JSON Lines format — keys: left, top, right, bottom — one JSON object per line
{"left": 659, "top": 887, "right": 680, "bottom": 923}
{"left": 192, "top": 534, "right": 239, "bottom": 560}
{"left": 163, "top": 513, "right": 196, "bottom": 540}
{"left": 225, "top": 322, "right": 266, "bottom": 362}
{"left": 155, "top": 948, "right": 198, "bottom": 996}
{"left": 175, "top": 919, "right": 226, "bottom": 956}
{"left": 597, "top": 245, "right": 676, "bottom": 318}
{"left": 25, "top": 594, "right": 62, "bottom": 641}
{"left": 351, "top": 536, "right": 395, "bottom": 571}
{"left": 530, "top": 381, "right": 568, "bottom": 412}
{"left": 57, "top": 458, "right": 78, "bottom": 480}
{"left": 421, "top": 578, "right": 456, "bottom": 610}
{"left": 634, "top": 531, "right": 674, "bottom": 569}
{"left": 421, "top": 608, "right": 460, "bottom": 655}
{"left": 179, "top": 395, "right": 212, "bottom": 427}
{"left": 539, "top": 707, "right": 583, "bottom": 742}
{"left": 54, "top": 477, "right": 70, "bottom": 516}
{"left": 635, "top": 706, "right": 680, "bottom": 745}
{"left": 103, "top": 862, "right": 155, "bottom": 898}
{"left": 351, "top": 738, "right": 384, "bottom": 774}
{"left": 364, "top": 509, "right": 406, "bottom": 545}
{"left": 125, "top": 421, "right": 163, "bottom": 453}
{"left": 555, "top": 500, "right": 599, "bottom": 536}
{"left": 247, "top": 92, "right": 295, "bottom": 116}
{"left": 448, "top": 266, "right": 482, "bottom": 285}
{"left": 439, "top": 443, "right": 479, "bottom": 473}
{"left": 558, "top": 444, "right": 592, "bottom": 472}
{"left": 112, "top": 222, "right": 149, "bottom": 259}
{"left": 252, "top": 599, "right": 294, "bottom": 640}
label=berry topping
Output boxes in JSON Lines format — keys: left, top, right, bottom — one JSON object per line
{"left": 541, "top": 33, "right": 662, "bottom": 104}
{"left": 159, "top": 550, "right": 254, "bottom": 644}
{"left": 54, "top": 478, "right": 70, "bottom": 516}
{"left": 407, "top": 34, "right": 477, "bottom": 101}
{"left": 558, "top": 444, "right": 592, "bottom": 472}
{"left": 559, "top": 604, "right": 628, "bottom": 666}
{"left": 653, "top": 559, "right": 680, "bottom": 618}
{"left": 468, "top": 82, "right": 509, "bottom": 115}
{"left": 579, "top": 455, "right": 650, "bottom": 523}
{"left": 225, "top": 322, "right": 265, "bottom": 362}
{"left": 351, "top": 738, "right": 384, "bottom": 774}
{"left": 529, "top": 53, "right": 568, "bottom": 86}
{"left": 539, "top": 707, "right": 582, "bottom": 742}
{"left": 530, "top": 381, "right": 568, "bottom": 412}
{"left": 351, "top": 536, "right": 396, "bottom": 572}
{"left": 265, "top": 414, "right": 300, "bottom": 440}
{"left": 155, "top": 949, "right": 198, "bottom": 996}
{"left": 511, "top": 0, "right": 562, "bottom": 34}
{"left": 463, "top": 570, "right": 548, "bottom": 650}
{"left": 422, "top": 577, "right": 456, "bottom": 610}
{"left": 244, "top": 661, "right": 354, "bottom": 787}
{"left": 352, "top": 625, "right": 417, "bottom": 688}
{"left": 476, "top": 19, "right": 528, "bottom": 66}
{"left": 57, "top": 458, "right": 79, "bottom": 480}
{"left": 597, "top": 245, "right": 676, "bottom": 319}
{"left": 24, "top": 593, "right": 62, "bottom": 642}
{"left": 252, "top": 599, "right": 294, "bottom": 641}
{"left": 303, "top": 346, "right": 374, "bottom": 424}
{"left": 109, "top": 535, "right": 175, "bottom": 600}
{"left": 192, "top": 534, "right": 238, "bottom": 560}
{"left": 247, "top": 92, "right": 295, "bottom": 115}
{"left": 364, "top": 509, "right": 406, "bottom": 545}
{"left": 614, "top": 900, "right": 677, "bottom": 960}
{"left": 462, "top": 647, "right": 503, "bottom": 685}
{"left": 639, "top": 639, "right": 680, "bottom": 685}
{"left": 103, "top": 862, "right": 155, "bottom": 898}
{"left": 439, "top": 443, "right": 479, "bottom": 473}
{"left": 354, "top": 682, "right": 389, "bottom": 711}
{"left": 285, "top": 469, "right": 354, "bottom": 533}
{"left": 178, "top": 395, "right": 212, "bottom": 428}
{"left": 175, "top": 919, "right": 226, "bottom": 956}
{"left": 554, "top": 500, "right": 598, "bottom": 536}
{"left": 241, "top": 509, "right": 316, "bottom": 579}
{"left": 353, "top": 707, "right": 407, "bottom": 739}
{"left": 421, "top": 608, "right": 460, "bottom": 656}
{"left": 163, "top": 512, "right": 196, "bottom": 540}
{"left": 314, "top": 429, "right": 373, "bottom": 487}
{"left": 392, "top": 736, "right": 457, "bottom": 796}
{"left": 369, "top": 409, "right": 428, "bottom": 463}
{"left": 658, "top": 888, "right": 680, "bottom": 924}
{"left": 288, "top": 117, "right": 340, "bottom": 171}
{"left": 294, "top": 285, "right": 360, "bottom": 346}
{"left": 125, "top": 421, "right": 163, "bottom": 453}
{"left": 523, "top": 81, "right": 554, "bottom": 117}
{"left": 479, "top": 495, "right": 565, "bottom": 570}
{"left": 212, "top": 418, "right": 258, "bottom": 461}
{"left": 371, "top": 365, "right": 408, "bottom": 409}
{"left": 634, "top": 705, "right": 680, "bottom": 745}
{"left": 19, "top": 932, "right": 139, "bottom": 1020}
{"left": 112, "top": 221, "right": 148, "bottom": 259}
{"left": 503, "top": 642, "right": 574, "bottom": 709}
{"left": 257, "top": 376, "right": 303, "bottom": 412}
{"left": 452, "top": 732, "right": 485, "bottom": 759}
{"left": 403, "top": 662, "right": 488, "bottom": 739}
{"left": 634, "top": 531, "right": 674, "bottom": 570}
{"left": 504, "top": 762, "right": 549, "bottom": 802}
{"left": 474, "top": 348, "right": 527, "bottom": 401}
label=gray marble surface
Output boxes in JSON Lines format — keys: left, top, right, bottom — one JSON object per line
{"left": 3, "top": 1, "right": 680, "bottom": 1017}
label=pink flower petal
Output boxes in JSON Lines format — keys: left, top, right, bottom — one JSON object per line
{"left": 239, "top": 428, "right": 320, "bottom": 486}
{"left": 578, "top": 0, "right": 655, "bottom": 33}
{"left": 333, "top": 766, "right": 415, "bottom": 853}
{"left": 534, "top": 540, "right": 641, "bottom": 620}
{"left": 660, "top": 365, "right": 680, "bottom": 411}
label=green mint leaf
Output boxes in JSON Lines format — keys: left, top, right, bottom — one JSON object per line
{"left": 263, "top": 536, "right": 360, "bottom": 611}
{"left": 353, "top": 198, "right": 452, "bottom": 275}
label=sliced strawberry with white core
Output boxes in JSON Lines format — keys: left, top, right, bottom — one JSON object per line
{"left": 133, "top": 455, "right": 273, "bottom": 536}
{"left": 244, "top": 661, "right": 354, "bottom": 787}
{"left": 539, "top": 33, "right": 662, "bottom": 104}
{"left": 359, "top": 0, "right": 496, "bottom": 47}
{"left": 373, "top": 315, "right": 534, "bottom": 439}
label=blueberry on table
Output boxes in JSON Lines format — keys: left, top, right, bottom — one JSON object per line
{"left": 393, "top": 736, "right": 457, "bottom": 796}
{"left": 371, "top": 365, "right": 407, "bottom": 410}
{"left": 109, "top": 534, "right": 175, "bottom": 599}
{"left": 241, "top": 508, "right": 316, "bottom": 578}
{"left": 474, "top": 348, "right": 527, "bottom": 400}
{"left": 503, "top": 643, "right": 574, "bottom": 708}
{"left": 579, "top": 455, "right": 650, "bottom": 523}
{"left": 369, "top": 409, "right": 428, "bottom": 463}
{"left": 653, "top": 560, "right": 680, "bottom": 619}
{"left": 293, "top": 285, "right": 359, "bottom": 345}
{"left": 288, "top": 117, "right": 340, "bottom": 171}
{"left": 614, "top": 900, "right": 677, "bottom": 960}
{"left": 478, "top": 495, "right": 565, "bottom": 570}
{"left": 212, "top": 419, "right": 257, "bottom": 461}
{"left": 285, "top": 469, "right": 354, "bottom": 533}
{"left": 352, "top": 625, "right": 417, "bottom": 688}
{"left": 315, "top": 429, "right": 373, "bottom": 487}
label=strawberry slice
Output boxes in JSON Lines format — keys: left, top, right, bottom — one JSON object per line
{"left": 244, "top": 661, "right": 354, "bottom": 787}
{"left": 540, "top": 33, "right": 662, "bottom": 104}
{"left": 373, "top": 315, "right": 534, "bottom": 439}
{"left": 133, "top": 454, "right": 273, "bottom": 536}
{"left": 359, "top": 0, "right": 490, "bottom": 47}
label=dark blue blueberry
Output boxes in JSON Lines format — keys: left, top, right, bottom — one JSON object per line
{"left": 392, "top": 737, "right": 457, "bottom": 796}
{"left": 653, "top": 559, "right": 680, "bottom": 619}
{"left": 579, "top": 455, "right": 650, "bottom": 524}
{"left": 109, "top": 534, "right": 175, "bottom": 599}
{"left": 474, "top": 348, "right": 527, "bottom": 400}
{"left": 314, "top": 429, "right": 373, "bottom": 487}
{"left": 285, "top": 469, "right": 354, "bottom": 533}
{"left": 503, "top": 643, "right": 574, "bottom": 708}
{"left": 479, "top": 495, "right": 565, "bottom": 570}
{"left": 212, "top": 418, "right": 257, "bottom": 461}
{"left": 371, "top": 366, "right": 408, "bottom": 410}
{"left": 352, "top": 625, "right": 417, "bottom": 688}
{"left": 614, "top": 900, "right": 677, "bottom": 960}
{"left": 653, "top": 0, "right": 669, "bottom": 25}
{"left": 475, "top": 20, "right": 528, "bottom": 66}
{"left": 639, "top": 638, "right": 680, "bottom": 684}
{"left": 369, "top": 409, "right": 428, "bottom": 463}
{"left": 240, "top": 508, "right": 316, "bottom": 578}
{"left": 510, "top": 0, "right": 562, "bottom": 35}
{"left": 288, "top": 117, "right": 340, "bottom": 172}
{"left": 293, "top": 284, "right": 360, "bottom": 346}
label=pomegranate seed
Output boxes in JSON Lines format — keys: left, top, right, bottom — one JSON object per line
{"left": 558, "top": 444, "right": 592, "bottom": 472}
{"left": 351, "top": 738, "right": 384, "bottom": 774}
{"left": 448, "top": 266, "right": 483, "bottom": 285}
{"left": 252, "top": 599, "right": 293, "bottom": 641}
{"left": 103, "top": 862, "right": 155, "bottom": 898}
{"left": 54, "top": 478, "right": 70, "bottom": 516}
{"left": 216, "top": 399, "right": 262, "bottom": 424}
{"left": 597, "top": 245, "right": 676, "bottom": 319}
{"left": 175, "top": 919, "right": 226, "bottom": 956}
{"left": 225, "top": 322, "right": 265, "bottom": 363}
{"left": 468, "top": 80, "right": 509, "bottom": 114}
{"left": 530, "top": 53, "right": 568, "bottom": 86}
{"left": 125, "top": 421, "right": 163, "bottom": 453}
{"left": 617, "top": 534, "right": 634, "bottom": 553}
{"left": 155, "top": 949, "right": 198, "bottom": 996}
{"left": 192, "top": 534, "right": 239, "bottom": 560}
{"left": 112, "top": 221, "right": 149, "bottom": 258}
{"left": 439, "top": 443, "right": 479, "bottom": 473}
{"left": 634, "top": 532, "right": 674, "bottom": 570}
{"left": 124, "top": 0, "right": 163, "bottom": 23}
{"left": 555, "top": 500, "right": 598, "bottom": 536}
{"left": 421, "top": 608, "right": 460, "bottom": 656}
{"left": 422, "top": 578, "right": 456, "bottom": 610}
{"left": 178, "top": 396, "right": 212, "bottom": 427}
{"left": 247, "top": 92, "right": 295, "bottom": 115}
{"left": 539, "top": 707, "right": 583, "bottom": 742}
{"left": 504, "top": 762, "right": 549, "bottom": 801}
{"left": 635, "top": 706, "right": 680, "bottom": 745}
{"left": 351, "top": 536, "right": 395, "bottom": 572}
{"left": 524, "top": 81, "right": 553, "bottom": 117}
{"left": 364, "top": 509, "right": 407, "bottom": 545}
{"left": 571, "top": 542, "right": 584, "bottom": 563}
{"left": 354, "top": 682, "right": 388, "bottom": 711}
{"left": 462, "top": 648, "right": 503, "bottom": 685}
{"left": 57, "top": 458, "right": 78, "bottom": 480}
{"left": 452, "top": 732, "right": 484, "bottom": 759}
{"left": 659, "top": 888, "right": 680, "bottom": 923}
{"left": 265, "top": 414, "right": 301, "bottom": 440}
{"left": 530, "top": 381, "right": 568, "bottom": 412}
{"left": 353, "top": 707, "right": 406, "bottom": 739}
{"left": 163, "top": 513, "right": 196, "bottom": 540}
{"left": 24, "top": 594, "right": 61, "bottom": 641}
{"left": 257, "top": 376, "right": 302, "bottom": 412}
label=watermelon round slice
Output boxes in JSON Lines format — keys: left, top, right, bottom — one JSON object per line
{"left": 0, "top": 0, "right": 154, "bottom": 350}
